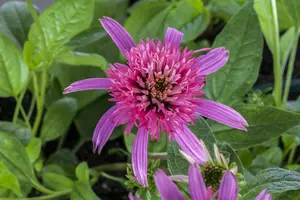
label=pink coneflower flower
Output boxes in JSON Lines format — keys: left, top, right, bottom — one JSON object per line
{"left": 64, "top": 17, "right": 248, "bottom": 187}
{"left": 152, "top": 164, "right": 272, "bottom": 200}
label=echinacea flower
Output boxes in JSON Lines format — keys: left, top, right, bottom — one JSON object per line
{"left": 64, "top": 17, "right": 248, "bottom": 187}
{"left": 152, "top": 164, "right": 272, "bottom": 200}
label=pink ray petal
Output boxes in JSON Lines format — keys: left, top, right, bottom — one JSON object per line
{"left": 255, "top": 189, "right": 272, "bottom": 200}
{"left": 154, "top": 169, "right": 185, "bottom": 200}
{"left": 164, "top": 27, "right": 183, "bottom": 48}
{"left": 218, "top": 171, "right": 238, "bottom": 200}
{"left": 174, "top": 126, "right": 207, "bottom": 164}
{"left": 63, "top": 78, "right": 112, "bottom": 94}
{"left": 195, "top": 99, "right": 248, "bottom": 131}
{"left": 99, "top": 17, "right": 136, "bottom": 58}
{"left": 132, "top": 126, "right": 148, "bottom": 188}
{"left": 189, "top": 163, "right": 208, "bottom": 200}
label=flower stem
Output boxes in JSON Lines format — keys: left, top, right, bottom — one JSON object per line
{"left": 148, "top": 152, "right": 168, "bottom": 160}
{"left": 93, "top": 163, "right": 127, "bottom": 172}
{"left": 71, "top": 139, "right": 85, "bottom": 154}
{"left": 31, "top": 180, "right": 55, "bottom": 195}
{"left": 1, "top": 190, "right": 71, "bottom": 200}
{"left": 12, "top": 90, "right": 26, "bottom": 123}
{"left": 283, "top": 31, "right": 299, "bottom": 107}
{"left": 28, "top": 95, "right": 36, "bottom": 120}
{"left": 100, "top": 172, "right": 126, "bottom": 185}
{"left": 288, "top": 146, "right": 296, "bottom": 165}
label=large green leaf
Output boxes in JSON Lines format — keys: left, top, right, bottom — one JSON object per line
{"left": 56, "top": 51, "right": 108, "bottom": 70}
{"left": 207, "top": 1, "right": 263, "bottom": 105}
{"left": 240, "top": 168, "right": 300, "bottom": 200}
{"left": 209, "top": 0, "right": 245, "bottom": 21}
{"left": 42, "top": 172, "right": 74, "bottom": 191}
{"left": 167, "top": 117, "right": 216, "bottom": 175}
{"left": 277, "top": 0, "right": 293, "bottom": 30}
{"left": 0, "top": 1, "right": 39, "bottom": 47}
{"left": 26, "top": 0, "right": 94, "bottom": 70}
{"left": 254, "top": 0, "right": 280, "bottom": 57}
{"left": 273, "top": 190, "right": 300, "bottom": 200}
{"left": 71, "top": 181, "right": 100, "bottom": 200}
{"left": 213, "top": 105, "right": 300, "bottom": 150}
{"left": 0, "top": 34, "right": 29, "bottom": 97}
{"left": 25, "top": 137, "right": 42, "bottom": 164}
{"left": 41, "top": 97, "right": 78, "bottom": 143}
{"left": 281, "top": 0, "right": 300, "bottom": 29}
{"left": 0, "top": 162, "right": 21, "bottom": 197}
{"left": 0, "top": 121, "right": 31, "bottom": 146}
{"left": 0, "top": 132, "right": 36, "bottom": 182}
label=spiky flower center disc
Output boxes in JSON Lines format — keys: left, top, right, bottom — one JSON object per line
{"left": 202, "top": 163, "right": 225, "bottom": 191}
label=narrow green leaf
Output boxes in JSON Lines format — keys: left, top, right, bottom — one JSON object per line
{"left": 240, "top": 168, "right": 300, "bottom": 199}
{"left": 0, "top": 162, "right": 21, "bottom": 197}
{"left": 280, "top": 27, "right": 295, "bottom": 67}
{"left": 25, "top": 137, "right": 42, "bottom": 164}
{"left": 71, "top": 181, "right": 100, "bottom": 200}
{"left": 254, "top": 0, "right": 280, "bottom": 56}
{"left": 41, "top": 97, "right": 78, "bottom": 143}
{"left": 56, "top": 51, "right": 108, "bottom": 70}
{"left": 167, "top": 117, "right": 216, "bottom": 175}
{"left": 213, "top": 105, "right": 300, "bottom": 150}
{"left": 26, "top": 0, "right": 95, "bottom": 70}
{"left": 75, "top": 162, "right": 89, "bottom": 182}
{"left": 0, "top": 132, "right": 36, "bottom": 182}
{"left": 0, "top": 1, "right": 39, "bottom": 47}
{"left": 207, "top": 1, "right": 263, "bottom": 104}
{"left": 281, "top": 0, "right": 300, "bottom": 29}
{"left": 43, "top": 172, "right": 74, "bottom": 191}
{"left": 0, "top": 121, "right": 31, "bottom": 146}
{"left": 0, "top": 34, "right": 29, "bottom": 97}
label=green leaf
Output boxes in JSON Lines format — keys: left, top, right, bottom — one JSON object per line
{"left": 254, "top": 0, "right": 280, "bottom": 57}
{"left": 26, "top": 0, "right": 94, "bottom": 70}
{"left": 219, "top": 142, "right": 244, "bottom": 175}
{"left": 240, "top": 168, "right": 300, "bottom": 199}
{"left": 0, "top": 1, "right": 39, "bottom": 47}
{"left": 280, "top": 27, "right": 295, "bottom": 67}
{"left": 48, "top": 149, "right": 78, "bottom": 167}
{"left": 209, "top": 0, "right": 245, "bottom": 21}
{"left": 51, "top": 63, "right": 107, "bottom": 109}
{"left": 71, "top": 180, "right": 100, "bottom": 200}
{"left": 277, "top": 0, "right": 293, "bottom": 31}
{"left": 124, "top": 0, "right": 171, "bottom": 41}
{"left": 273, "top": 190, "right": 300, "bottom": 200}
{"left": 168, "top": 117, "right": 216, "bottom": 175}
{"left": 75, "top": 94, "right": 122, "bottom": 141}
{"left": 207, "top": 1, "right": 263, "bottom": 105}
{"left": 0, "top": 121, "right": 31, "bottom": 146}
{"left": 41, "top": 97, "right": 78, "bottom": 143}
{"left": 0, "top": 33, "right": 29, "bottom": 97}
{"left": 43, "top": 172, "right": 74, "bottom": 191}
{"left": 281, "top": 0, "right": 300, "bottom": 29}
{"left": 0, "top": 132, "right": 36, "bottom": 182}
{"left": 0, "top": 162, "right": 21, "bottom": 197}
{"left": 25, "top": 137, "right": 42, "bottom": 164}
{"left": 56, "top": 51, "right": 108, "bottom": 70}
{"left": 75, "top": 162, "right": 89, "bottom": 182}
{"left": 213, "top": 105, "right": 300, "bottom": 150}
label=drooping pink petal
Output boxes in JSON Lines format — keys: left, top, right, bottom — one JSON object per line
{"left": 255, "top": 189, "right": 272, "bottom": 200}
{"left": 63, "top": 78, "right": 112, "bottom": 94}
{"left": 154, "top": 169, "right": 185, "bottom": 200}
{"left": 174, "top": 126, "right": 207, "bottom": 164}
{"left": 164, "top": 27, "right": 183, "bottom": 48}
{"left": 189, "top": 163, "right": 208, "bottom": 200}
{"left": 195, "top": 99, "right": 248, "bottom": 131}
{"left": 218, "top": 171, "right": 238, "bottom": 200}
{"left": 92, "top": 106, "right": 119, "bottom": 154}
{"left": 128, "top": 193, "right": 141, "bottom": 200}
{"left": 99, "top": 17, "right": 136, "bottom": 58}
{"left": 192, "top": 48, "right": 229, "bottom": 76}
{"left": 132, "top": 126, "right": 148, "bottom": 188}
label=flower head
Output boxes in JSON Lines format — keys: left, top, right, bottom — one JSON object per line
{"left": 64, "top": 17, "right": 248, "bottom": 187}
{"left": 153, "top": 164, "right": 272, "bottom": 200}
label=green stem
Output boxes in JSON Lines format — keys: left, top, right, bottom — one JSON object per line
{"left": 26, "top": 0, "right": 48, "bottom": 60}
{"left": 12, "top": 90, "right": 26, "bottom": 123}
{"left": 28, "top": 95, "right": 36, "bottom": 120}
{"left": 270, "top": 0, "right": 283, "bottom": 108}
{"left": 31, "top": 180, "right": 55, "bottom": 195}
{"left": 93, "top": 163, "right": 127, "bottom": 172}
{"left": 71, "top": 139, "right": 85, "bottom": 154}
{"left": 148, "top": 152, "right": 168, "bottom": 160}
{"left": 288, "top": 146, "right": 296, "bottom": 165}
{"left": 19, "top": 103, "right": 32, "bottom": 129}
{"left": 283, "top": 32, "right": 299, "bottom": 107}
{"left": 100, "top": 172, "right": 126, "bottom": 185}
{"left": 0, "top": 190, "right": 71, "bottom": 200}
